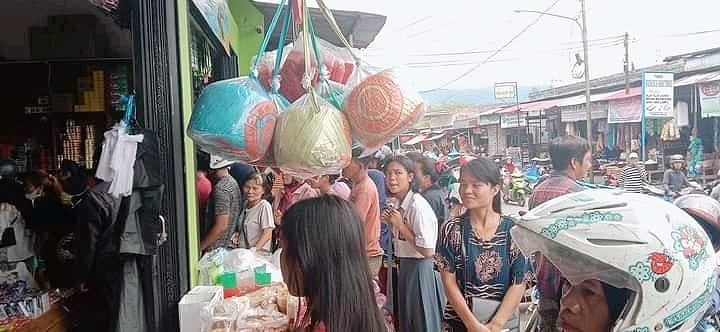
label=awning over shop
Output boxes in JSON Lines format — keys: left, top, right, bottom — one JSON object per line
{"left": 603, "top": 87, "right": 642, "bottom": 101}
{"left": 555, "top": 91, "right": 617, "bottom": 107}
{"left": 429, "top": 113, "right": 457, "bottom": 129}
{"left": 675, "top": 70, "right": 720, "bottom": 87}
{"left": 253, "top": 1, "right": 387, "bottom": 49}
{"left": 499, "top": 99, "right": 561, "bottom": 114}
{"left": 423, "top": 133, "right": 446, "bottom": 142}
{"left": 403, "top": 134, "right": 427, "bottom": 146}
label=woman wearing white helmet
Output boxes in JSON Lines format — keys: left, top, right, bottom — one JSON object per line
{"left": 674, "top": 194, "right": 720, "bottom": 331}
{"left": 512, "top": 190, "right": 717, "bottom": 331}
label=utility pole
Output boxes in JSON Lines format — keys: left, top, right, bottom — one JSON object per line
{"left": 580, "top": 0, "right": 592, "bottom": 181}
{"left": 624, "top": 32, "right": 630, "bottom": 93}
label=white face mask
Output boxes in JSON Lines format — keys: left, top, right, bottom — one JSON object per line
{"left": 25, "top": 191, "right": 41, "bottom": 201}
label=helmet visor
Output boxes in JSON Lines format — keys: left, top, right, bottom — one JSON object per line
{"left": 511, "top": 225, "right": 643, "bottom": 293}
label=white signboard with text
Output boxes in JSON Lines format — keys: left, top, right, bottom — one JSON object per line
{"left": 642, "top": 72, "right": 674, "bottom": 119}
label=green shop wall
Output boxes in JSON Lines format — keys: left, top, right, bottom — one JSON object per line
{"left": 227, "top": 0, "right": 265, "bottom": 74}
{"left": 177, "top": 0, "right": 264, "bottom": 287}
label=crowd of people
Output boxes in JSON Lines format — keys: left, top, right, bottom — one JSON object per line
{"left": 194, "top": 133, "right": 720, "bottom": 332}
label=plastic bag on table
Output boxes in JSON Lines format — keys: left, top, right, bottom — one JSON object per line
{"left": 344, "top": 66, "right": 427, "bottom": 150}
{"left": 198, "top": 248, "right": 226, "bottom": 285}
{"left": 188, "top": 77, "right": 279, "bottom": 163}
{"left": 223, "top": 248, "right": 284, "bottom": 284}
{"left": 273, "top": 90, "right": 352, "bottom": 178}
{"left": 236, "top": 307, "right": 289, "bottom": 332}
{"left": 201, "top": 297, "right": 250, "bottom": 332}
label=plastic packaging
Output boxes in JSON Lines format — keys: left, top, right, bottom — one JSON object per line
{"left": 236, "top": 308, "right": 289, "bottom": 331}
{"left": 344, "top": 66, "right": 427, "bottom": 150}
{"left": 199, "top": 248, "right": 226, "bottom": 286}
{"left": 200, "top": 297, "right": 249, "bottom": 332}
{"left": 278, "top": 34, "right": 356, "bottom": 103}
{"left": 272, "top": 91, "right": 352, "bottom": 178}
{"left": 187, "top": 78, "right": 279, "bottom": 163}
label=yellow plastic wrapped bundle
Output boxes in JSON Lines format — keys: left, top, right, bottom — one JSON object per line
{"left": 273, "top": 91, "right": 352, "bottom": 178}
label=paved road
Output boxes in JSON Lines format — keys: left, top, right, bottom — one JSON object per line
{"left": 502, "top": 200, "right": 527, "bottom": 218}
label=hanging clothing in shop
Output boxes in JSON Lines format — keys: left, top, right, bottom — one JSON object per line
{"left": 96, "top": 123, "right": 145, "bottom": 198}
{"left": 115, "top": 128, "right": 164, "bottom": 332}
{"left": 675, "top": 101, "right": 690, "bottom": 127}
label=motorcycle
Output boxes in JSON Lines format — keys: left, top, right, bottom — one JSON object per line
{"left": 643, "top": 182, "right": 705, "bottom": 201}
{"left": 505, "top": 172, "right": 530, "bottom": 206}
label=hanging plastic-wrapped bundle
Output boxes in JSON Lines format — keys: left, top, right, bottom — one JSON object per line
{"left": 307, "top": 15, "right": 345, "bottom": 109}
{"left": 273, "top": 2, "right": 352, "bottom": 178}
{"left": 254, "top": 6, "right": 293, "bottom": 169}
{"left": 315, "top": 0, "right": 426, "bottom": 150}
{"left": 188, "top": 78, "right": 278, "bottom": 162}
{"left": 187, "top": 0, "right": 289, "bottom": 162}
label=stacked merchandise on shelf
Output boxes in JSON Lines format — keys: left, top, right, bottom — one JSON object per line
{"left": 60, "top": 120, "right": 83, "bottom": 167}
{"left": 13, "top": 144, "right": 30, "bottom": 173}
{"left": 84, "top": 125, "right": 96, "bottom": 169}
{"left": 74, "top": 70, "right": 105, "bottom": 113}
{"left": 109, "top": 65, "right": 129, "bottom": 113}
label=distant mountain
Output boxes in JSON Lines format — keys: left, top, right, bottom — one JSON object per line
{"left": 420, "top": 86, "right": 549, "bottom": 106}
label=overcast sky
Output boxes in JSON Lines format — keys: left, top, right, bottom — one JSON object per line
{"left": 288, "top": 0, "right": 720, "bottom": 91}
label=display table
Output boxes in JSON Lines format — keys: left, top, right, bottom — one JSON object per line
{"left": 16, "top": 303, "right": 71, "bottom": 332}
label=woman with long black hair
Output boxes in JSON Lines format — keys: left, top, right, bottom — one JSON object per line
{"left": 382, "top": 155, "right": 445, "bottom": 332}
{"left": 435, "top": 158, "right": 530, "bottom": 332}
{"left": 279, "top": 195, "right": 387, "bottom": 332}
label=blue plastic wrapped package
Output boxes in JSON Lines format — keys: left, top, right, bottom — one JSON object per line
{"left": 187, "top": 77, "right": 279, "bottom": 162}
{"left": 273, "top": 90, "right": 352, "bottom": 178}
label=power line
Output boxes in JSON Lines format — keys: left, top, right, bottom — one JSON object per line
{"left": 404, "top": 38, "right": 623, "bottom": 58}
{"left": 393, "top": 15, "right": 434, "bottom": 33}
{"left": 428, "top": 0, "right": 563, "bottom": 92}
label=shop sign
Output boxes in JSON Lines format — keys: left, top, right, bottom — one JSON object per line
{"left": 473, "top": 127, "right": 488, "bottom": 135}
{"left": 477, "top": 114, "right": 500, "bottom": 126}
{"left": 500, "top": 112, "right": 527, "bottom": 128}
{"left": 608, "top": 96, "right": 642, "bottom": 123}
{"left": 494, "top": 82, "right": 517, "bottom": 100}
{"left": 699, "top": 81, "right": 720, "bottom": 118}
{"left": 192, "top": 0, "right": 232, "bottom": 55}
{"left": 560, "top": 102, "right": 608, "bottom": 122}
{"left": 642, "top": 72, "right": 674, "bottom": 119}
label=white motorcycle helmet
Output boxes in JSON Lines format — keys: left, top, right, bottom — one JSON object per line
{"left": 512, "top": 190, "right": 717, "bottom": 331}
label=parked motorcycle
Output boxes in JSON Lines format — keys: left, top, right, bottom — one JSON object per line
{"left": 505, "top": 171, "right": 530, "bottom": 206}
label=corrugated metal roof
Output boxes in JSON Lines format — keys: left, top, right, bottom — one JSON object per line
{"left": 403, "top": 134, "right": 427, "bottom": 146}
{"left": 253, "top": 1, "right": 386, "bottom": 49}
{"left": 675, "top": 70, "right": 720, "bottom": 86}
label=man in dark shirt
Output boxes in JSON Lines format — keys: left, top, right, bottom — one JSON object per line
{"left": 663, "top": 154, "right": 691, "bottom": 197}
{"left": 414, "top": 157, "right": 446, "bottom": 228}
{"left": 528, "top": 135, "right": 591, "bottom": 331}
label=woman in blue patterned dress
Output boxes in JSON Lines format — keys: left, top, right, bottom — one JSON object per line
{"left": 435, "top": 158, "right": 530, "bottom": 332}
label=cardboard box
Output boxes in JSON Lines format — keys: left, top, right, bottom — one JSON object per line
{"left": 178, "top": 286, "right": 223, "bottom": 332}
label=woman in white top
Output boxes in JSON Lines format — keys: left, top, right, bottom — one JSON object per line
{"left": 232, "top": 173, "right": 275, "bottom": 253}
{"left": 382, "top": 155, "right": 445, "bottom": 332}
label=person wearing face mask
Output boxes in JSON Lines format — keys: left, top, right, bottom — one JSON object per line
{"left": 381, "top": 155, "right": 444, "bottom": 332}
{"left": 512, "top": 190, "right": 717, "bottom": 332}
{"left": 22, "top": 170, "right": 75, "bottom": 288}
